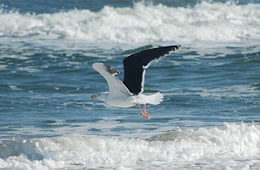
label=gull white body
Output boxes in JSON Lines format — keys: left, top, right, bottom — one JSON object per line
{"left": 97, "top": 92, "right": 136, "bottom": 108}
{"left": 97, "top": 91, "right": 163, "bottom": 108}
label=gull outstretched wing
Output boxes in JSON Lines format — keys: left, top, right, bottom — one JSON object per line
{"left": 92, "top": 63, "right": 132, "bottom": 97}
{"left": 123, "top": 45, "right": 181, "bottom": 95}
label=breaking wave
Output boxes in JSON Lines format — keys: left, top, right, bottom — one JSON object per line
{"left": 1, "top": 123, "right": 260, "bottom": 169}
{"left": 0, "top": 1, "right": 259, "bottom": 43}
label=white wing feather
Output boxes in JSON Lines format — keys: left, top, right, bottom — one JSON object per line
{"left": 92, "top": 63, "right": 132, "bottom": 97}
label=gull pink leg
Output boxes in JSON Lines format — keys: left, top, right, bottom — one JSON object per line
{"left": 137, "top": 104, "right": 142, "bottom": 116}
{"left": 142, "top": 104, "right": 150, "bottom": 120}
{"left": 137, "top": 104, "right": 150, "bottom": 120}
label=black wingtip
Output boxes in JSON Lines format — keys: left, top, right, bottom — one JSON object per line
{"left": 172, "top": 44, "right": 181, "bottom": 50}
{"left": 163, "top": 44, "right": 181, "bottom": 53}
{"left": 162, "top": 45, "right": 181, "bottom": 51}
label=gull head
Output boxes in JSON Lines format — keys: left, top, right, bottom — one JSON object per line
{"left": 90, "top": 92, "right": 109, "bottom": 102}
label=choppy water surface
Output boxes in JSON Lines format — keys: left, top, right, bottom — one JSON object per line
{"left": 0, "top": 0, "right": 260, "bottom": 169}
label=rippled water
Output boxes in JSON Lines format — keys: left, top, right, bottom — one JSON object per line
{"left": 0, "top": 0, "right": 260, "bottom": 169}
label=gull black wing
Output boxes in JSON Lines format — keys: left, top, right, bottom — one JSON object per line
{"left": 123, "top": 45, "right": 181, "bottom": 95}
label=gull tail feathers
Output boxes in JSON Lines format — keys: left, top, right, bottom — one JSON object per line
{"left": 134, "top": 92, "right": 164, "bottom": 105}
{"left": 148, "top": 92, "right": 164, "bottom": 105}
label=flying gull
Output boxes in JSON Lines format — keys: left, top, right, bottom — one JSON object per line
{"left": 91, "top": 45, "right": 181, "bottom": 119}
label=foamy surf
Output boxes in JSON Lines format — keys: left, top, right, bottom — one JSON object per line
{"left": 0, "top": 123, "right": 260, "bottom": 169}
{"left": 0, "top": 1, "right": 259, "bottom": 43}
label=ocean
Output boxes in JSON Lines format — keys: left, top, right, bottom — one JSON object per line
{"left": 0, "top": 0, "right": 260, "bottom": 169}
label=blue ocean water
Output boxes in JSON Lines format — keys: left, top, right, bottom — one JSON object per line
{"left": 0, "top": 0, "right": 260, "bottom": 169}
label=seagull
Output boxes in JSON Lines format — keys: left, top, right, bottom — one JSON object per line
{"left": 91, "top": 45, "right": 181, "bottom": 119}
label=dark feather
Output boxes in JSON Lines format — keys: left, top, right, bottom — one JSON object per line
{"left": 104, "top": 65, "right": 119, "bottom": 75}
{"left": 123, "top": 45, "right": 181, "bottom": 95}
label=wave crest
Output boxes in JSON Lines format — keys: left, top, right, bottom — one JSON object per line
{"left": 0, "top": 2, "right": 260, "bottom": 43}
{"left": 1, "top": 123, "right": 260, "bottom": 169}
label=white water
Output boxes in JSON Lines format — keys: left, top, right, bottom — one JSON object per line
{"left": 0, "top": 123, "right": 260, "bottom": 169}
{"left": 0, "top": 2, "right": 260, "bottom": 43}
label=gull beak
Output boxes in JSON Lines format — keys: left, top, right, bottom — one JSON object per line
{"left": 91, "top": 95, "right": 97, "bottom": 99}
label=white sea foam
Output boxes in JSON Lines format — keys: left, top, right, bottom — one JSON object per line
{"left": 0, "top": 2, "right": 259, "bottom": 43}
{"left": 9, "top": 85, "right": 22, "bottom": 90}
{"left": 0, "top": 55, "right": 28, "bottom": 60}
{"left": 164, "top": 85, "right": 259, "bottom": 99}
{"left": 198, "top": 85, "right": 259, "bottom": 98}
{"left": 0, "top": 123, "right": 260, "bottom": 169}
{"left": 0, "top": 65, "right": 7, "bottom": 70}
{"left": 17, "top": 66, "right": 41, "bottom": 73}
